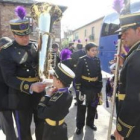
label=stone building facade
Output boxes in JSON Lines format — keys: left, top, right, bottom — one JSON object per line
{"left": 0, "top": 0, "right": 66, "bottom": 44}
{"left": 73, "top": 17, "right": 104, "bottom": 46}
{"left": 63, "top": 17, "right": 104, "bottom": 47}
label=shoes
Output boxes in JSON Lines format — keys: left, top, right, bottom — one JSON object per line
{"left": 110, "top": 134, "right": 115, "bottom": 140}
{"left": 87, "top": 124, "right": 97, "bottom": 131}
{"left": 76, "top": 128, "right": 82, "bottom": 135}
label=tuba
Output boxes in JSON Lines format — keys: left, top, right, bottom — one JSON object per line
{"left": 31, "top": 2, "right": 62, "bottom": 80}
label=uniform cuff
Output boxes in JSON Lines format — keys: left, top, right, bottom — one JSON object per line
{"left": 117, "top": 117, "right": 135, "bottom": 138}
{"left": 38, "top": 96, "right": 50, "bottom": 107}
{"left": 75, "top": 83, "right": 81, "bottom": 91}
{"left": 20, "top": 81, "right": 31, "bottom": 94}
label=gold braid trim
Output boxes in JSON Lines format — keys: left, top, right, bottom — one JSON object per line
{"left": 118, "top": 117, "right": 135, "bottom": 138}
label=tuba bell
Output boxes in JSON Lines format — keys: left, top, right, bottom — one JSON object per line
{"left": 31, "top": 2, "right": 62, "bottom": 80}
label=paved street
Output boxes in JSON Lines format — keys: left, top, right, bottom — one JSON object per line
{"left": 0, "top": 79, "right": 116, "bottom": 140}
{"left": 66, "top": 79, "right": 116, "bottom": 140}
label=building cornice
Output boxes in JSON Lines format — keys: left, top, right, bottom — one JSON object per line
{"left": 74, "top": 16, "right": 104, "bottom": 32}
{"left": 0, "top": 1, "right": 33, "bottom": 6}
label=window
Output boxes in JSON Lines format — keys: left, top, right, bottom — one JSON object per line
{"left": 74, "top": 32, "right": 79, "bottom": 40}
{"left": 91, "top": 27, "right": 94, "bottom": 35}
{"left": 89, "top": 34, "right": 94, "bottom": 40}
{"left": 85, "top": 29, "right": 87, "bottom": 37}
{"left": 101, "top": 12, "right": 120, "bottom": 37}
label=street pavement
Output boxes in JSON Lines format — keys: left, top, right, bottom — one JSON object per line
{"left": 0, "top": 79, "right": 116, "bottom": 140}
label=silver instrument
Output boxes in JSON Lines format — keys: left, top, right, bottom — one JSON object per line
{"left": 31, "top": 2, "right": 62, "bottom": 80}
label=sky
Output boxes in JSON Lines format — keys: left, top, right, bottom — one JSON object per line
{"left": 37, "top": 0, "right": 114, "bottom": 34}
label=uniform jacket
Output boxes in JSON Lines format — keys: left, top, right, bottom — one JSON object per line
{"left": 71, "top": 49, "right": 86, "bottom": 72}
{"left": 0, "top": 68, "right": 9, "bottom": 110}
{"left": 75, "top": 55, "right": 102, "bottom": 105}
{"left": 117, "top": 41, "right": 140, "bottom": 139}
{"left": 75, "top": 55, "right": 102, "bottom": 92}
{"left": 0, "top": 40, "right": 44, "bottom": 110}
{"left": 61, "top": 58, "right": 75, "bottom": 72}
{"left": 38, "top": 89, "right": 72, "bottom": 121}
{"left": 38, "top": 88, "right": 72, "bottom": 140}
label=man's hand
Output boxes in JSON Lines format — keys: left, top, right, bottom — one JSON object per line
{"left": 78, "top": 91, "right": 84, "bottom": 101}
{"left": 114, "top": 130, "right": 124, "bottom": 140}
{"left": 31, "top": 82, "right": 47, "bottom": 93}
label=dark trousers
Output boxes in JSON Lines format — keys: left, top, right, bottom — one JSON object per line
{"left": 76, "top": 103, "right": 97, "bottom": 129}
{"left": 16, "top": 109, "right": 44, "bottom": 140}
{"left": 0, "top": 111, "right": 17, "bottom": 140}
{"left": 43, "top": 122, "right": 68, "bottom": 140}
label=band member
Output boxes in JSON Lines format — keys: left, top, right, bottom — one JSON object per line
{"left": 0, "top": 37, "right": 17, "bottom": 140}
{"left": 38, "top": 63, "right": 75, "bottom": 140}
{"left": 0, "top": 6, "right": 47, "bottom": 140}
{"left": 68, "top": 42, "right": 75, "bottom": 53}
{"left": 75, "top": 42, "right": 102, "bottom": 135}
{"left": 60, "top": 48, "right": 74, "bottom": 71}
{"left": 51, "top": 43, "right": 60, "bottom": 68}
{"left": 71, "top": 43, "right": 86, "bottom": 72}
{"left": 114, "top": 10, "right": 140, "bottom": 140}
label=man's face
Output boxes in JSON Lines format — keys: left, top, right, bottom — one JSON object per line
{"left": 121, "top": 27, "right": 140, "bottom": 48}
{"left": 53, "top": 47, "right": 58, "bottom": 53}
{"left": 14, "top": 34, "right": 29, "bottom": 46}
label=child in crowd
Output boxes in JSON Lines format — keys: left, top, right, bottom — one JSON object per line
{"left": 38, "top": 63, "right": 75, "bottom": 140}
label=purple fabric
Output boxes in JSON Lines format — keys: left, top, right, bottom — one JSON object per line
{"left": 20, "top": 24, "right": 27, "bottom": 30}
{"left": 91, "top": 99, "right": 99, "bottom": 107}
{"left": 112, "top": 0, "right": 124, "bottom": 13}
{"left": 124, "top": 46, "right": 129, "bottom": 53}
{"left": 15, "top": 6, "right": 26, "bottom": 20}
{"left": 58, "top": 87, "right": 68, "bottom": 93}
{"left": 78, "top": 39, "right": 81, "bottom": 43}
{"left": 15, "top": 111, "right": 21, "bottom": 140}
{"left": 60, "top": 48, "right": 72, "bottom": 61}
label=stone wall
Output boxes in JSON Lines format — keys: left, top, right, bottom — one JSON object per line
{"left": 0, "top": 2, "right": 61, "bottom": 44}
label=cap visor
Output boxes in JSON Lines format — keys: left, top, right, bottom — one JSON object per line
{"left": 115, "top": 28, "right": 122, "bottom": 33}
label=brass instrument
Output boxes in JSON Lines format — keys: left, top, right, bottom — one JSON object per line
{"left": 50, "top": 51, "right": 57, "bottom": 69}
{"left": 31, "top": 2, "right": 62, "bottom": 80}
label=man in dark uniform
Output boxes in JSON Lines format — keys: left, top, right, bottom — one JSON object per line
{"left": 68, "top": 42, "right": 75, "bottom": 53}
{"left": 38, "top": 63, "right": 75, "bottom": 140}
{"left": 114, "top": 10, "right": 140, "bottom": 140}
{"left": 75, "top": 42, "right": 102, "bottom": 134}
{"left": 51, "top": 43, "right": 60, "bottom": 68}
{"left": 0, "top": 37, "right": 17, "bottom": 140}
{"left": 0, "top": 6, "right": 47, "bottom": 140}
{"left": 71, "top": 43, "right": 86, "bottom": 72}
{"left": 60, "top": 48, "right": 74, "bottom": 71}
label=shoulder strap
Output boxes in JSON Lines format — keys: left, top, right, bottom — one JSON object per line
{"left": 1, "top": 41, "right": 13, "bottom": 49}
